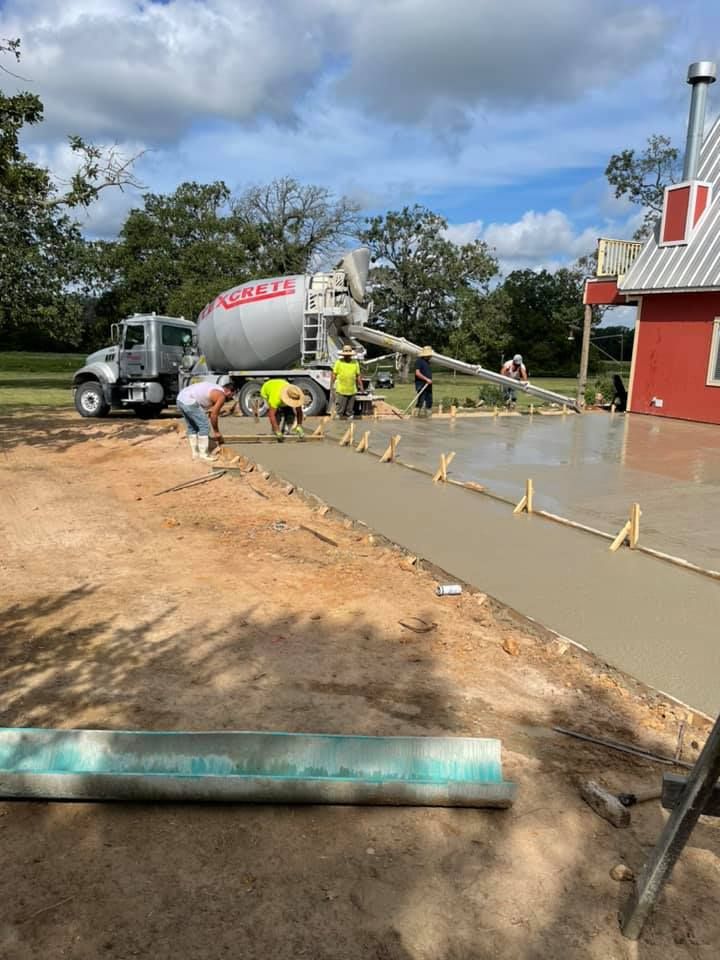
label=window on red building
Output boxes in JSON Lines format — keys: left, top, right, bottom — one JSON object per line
{"left": 706, "top": 319, "right": 720, "bottom": 386}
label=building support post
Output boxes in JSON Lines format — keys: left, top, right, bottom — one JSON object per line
{"left": 577, "top": 304, "right": 592, "bottom": 406}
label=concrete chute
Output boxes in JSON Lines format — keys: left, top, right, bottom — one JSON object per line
{"left": 344, "top": 324, "right": 580, "bottom": 411}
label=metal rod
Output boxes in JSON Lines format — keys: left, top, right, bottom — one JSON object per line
{"left": 621, "top": 710, "right": 720, "bottom": 939}
{"left": 345, "top": 325, "right": 581, "bottom": 411}
{"left": 154, "top": 471, "right": 226, "bottom": 496}
{"left": 553, "top": 726, "right": 693, "bottom": 769}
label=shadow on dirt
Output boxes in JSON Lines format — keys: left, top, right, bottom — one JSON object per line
{"left": 0, "top": 584, "right": 718, "bottom": 959}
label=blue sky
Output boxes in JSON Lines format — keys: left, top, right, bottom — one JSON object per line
{"left": 4, "top": 0, "right": 720, "bottom": 326}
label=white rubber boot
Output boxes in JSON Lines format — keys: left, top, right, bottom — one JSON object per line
{"left": 197, "top": 435, "right": 218, "bottom": 463}
{"left": 188, "top": 435, "right": 199, "bottom": 460}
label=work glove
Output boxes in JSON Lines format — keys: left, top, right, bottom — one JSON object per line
{"left": 291, "top": 426, "right": 305, "bottom": 438}
{"left": 275, "top": 431, "right": 284, "bottom": 442}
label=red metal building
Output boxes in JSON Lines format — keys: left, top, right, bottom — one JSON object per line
{"left": 585, "top": 62, "right": 720, "bottom": 425}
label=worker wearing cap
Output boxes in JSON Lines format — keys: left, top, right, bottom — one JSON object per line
{"left": 260, "top": 378, "right": 305, "bottom": 441}
{"left": 500, "top": 354, "right": 528, "bottom": 407}
{"left": 414, "top": 346, "right": 434, "bottom": 417}
{"left": 176, "top": 377, "right": 236, "bottom": 461}
{"left": 331, "top": 345, "right": 363, "bottom": 420}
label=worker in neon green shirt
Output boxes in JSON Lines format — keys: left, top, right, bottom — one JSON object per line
{"left": 331, "top": 345, "right": 363, "bottom": 419}
{"left": 260, "top": 379, "right": 305, "bottom": 441}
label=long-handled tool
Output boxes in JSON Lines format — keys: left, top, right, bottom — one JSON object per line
{"left": 401, "top": 382, "right": 430, "bottom": 417}
{"left": 580, "top": 780, "right": 661, "bottom": 828}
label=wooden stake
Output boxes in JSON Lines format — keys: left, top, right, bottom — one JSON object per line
{"left": 339, "top": 423, "right": 355, "bottom": 447}
{"left": 355, "top": 430, "right": 370, "bottom": 453}
{"left": 432, "top": 451, "right": 456, "bottom": 483}
{"left": 609, "top": 503, "right": 641, "bottom": 552}
{"left": 450, "top": 404, "right": 457, "bottom": 419}
{"left": 493, "top": 405, "right": 499, "bottom": 417}
{"left": 312, "top": 418, "right": 328, "bottom": 437}
{"left": 438, "top": 402, "right": 444, "bottom": 415}
{"left": 529, "top": 403, "right": 534, "bottom": 416}
{"left": 380, "top": 434, "right": 401, "bottom": 463}
{"left": 562, "top": 404, "right": 568, "bottom": 416}
{"left": 513, "top": 478, "right": 534, "bottom": 514}
{"left": 630, "top": 502, "right": 641, "bottom": 548}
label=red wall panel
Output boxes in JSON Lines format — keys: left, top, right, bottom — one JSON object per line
{"left": 630, "top": 293, "right": 720, "bottom": 424}
{"left": 662, "top": 186, "right": 691, "bottom": 243}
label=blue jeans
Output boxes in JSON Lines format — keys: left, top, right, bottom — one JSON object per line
{"left": 178, "top": 400, "right": 210, "bottom": 436}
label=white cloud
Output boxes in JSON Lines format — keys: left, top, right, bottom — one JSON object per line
{"left": 4, "top": 0, "right": 673, "bottom": 149}
{"left": 336, "top": 0, "right": 670, "bottom": 128}
{"left": 482, "top": 210, "right": 598, "bottom": 259}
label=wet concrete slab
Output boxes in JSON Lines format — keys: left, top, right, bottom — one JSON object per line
{"left": 329, "top": 413, "right": 720, "bottom": 572}
{"left": 238, "top": 435, "right": 720, "bottom": 717}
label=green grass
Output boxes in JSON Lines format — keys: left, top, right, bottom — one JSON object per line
{"left": 0, "top": 351, "right": 84, "bottom": 409}
{"left": 375, "top": 372, "right": 578, "bottom": 411}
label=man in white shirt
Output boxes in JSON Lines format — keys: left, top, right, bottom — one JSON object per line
{"left": 500, "top": 354, "right": 527, "bottom": 407}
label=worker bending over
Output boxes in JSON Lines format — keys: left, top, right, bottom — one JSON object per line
{"left": 176, "top": 376, "right": 236, "bottom": 461}
{"left": 331, "top": 345, "right": 363, "bottom": 419}
{"left": 260, "top": 379, "right": 305, "bottom": 441}
{"left": 500, "top": 354, "right": 528, "bottom": 407}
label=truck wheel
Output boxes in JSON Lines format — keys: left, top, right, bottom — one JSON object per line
{"left": 238, "top": 381, "right": 268, "bottom": 418}
{"left": 293, "top": 378, "right": 327, "bottom": 417}
{"left": 133, "top": 403, "right": 164, "bottom": 419}
{"left": 75, "top": 381, "right": 110, "bottom": 418}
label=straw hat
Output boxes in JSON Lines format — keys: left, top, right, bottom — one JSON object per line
{"left": 340, "top": 345, "right": 355, "bottom": 357}
{"left": 419, "top": 345, "right": 433, "bottom": 358}
{"left": 280, "top": 383, "right": 305, "bottom": 408}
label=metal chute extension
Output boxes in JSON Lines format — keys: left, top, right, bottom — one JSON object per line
{"left": 345, "top": 324, "right": 580, "bottom": 411}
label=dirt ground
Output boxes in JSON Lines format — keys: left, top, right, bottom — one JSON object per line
{"left": 1, "top": 409, "right": 718, "bottom": 960}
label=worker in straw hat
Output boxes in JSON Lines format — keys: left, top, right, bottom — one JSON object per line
{"left": 414, "top": 346, "right": 434, "bottom": 417}
{"left": 260, "top": 378, "right": 305, "bottom": 442}
{"left": 331, "top": 344, "right": 363, "bottom": 420}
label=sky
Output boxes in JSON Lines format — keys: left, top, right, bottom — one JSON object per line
{"left": 4, "top": 0, "right": 720, "bottom": 327}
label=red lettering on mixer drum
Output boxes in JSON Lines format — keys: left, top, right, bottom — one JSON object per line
{"left": 202, "top": 278, "right": 297, "bottom": 314}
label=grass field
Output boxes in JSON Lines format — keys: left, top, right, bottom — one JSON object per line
{"left": 0, "top": 352, "right": 84, "bottom": 409}
{"left": 0, "top": 351, "right": 598, "bottom": 413}
{"left": 376, "top": 372, "right": 578, "bottom": 411}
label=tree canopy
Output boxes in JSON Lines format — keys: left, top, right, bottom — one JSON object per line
{"left": 605, "top": 134, "right": 681, "bottom": 239}
{"left": 361, "top": 205, "right": 498, "bottom": 350}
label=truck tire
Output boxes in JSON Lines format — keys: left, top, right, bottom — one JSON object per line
{"left": 238, "top": 381, "right": 268, "bottom": 418}
{"left": 75, "top": 381, "right": 110, "bottom": 418}
{"left": 293, "top": 378, "right": 328, "bottom": 417}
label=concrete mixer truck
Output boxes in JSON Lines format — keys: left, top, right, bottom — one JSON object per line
{"left": 72, "top": 248, "right": 578, "bottom": 418}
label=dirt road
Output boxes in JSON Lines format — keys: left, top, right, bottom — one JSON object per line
{"left": 0, "top": 410, "right": 718, "bottom": 959}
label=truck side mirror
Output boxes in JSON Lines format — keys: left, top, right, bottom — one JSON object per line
{"left": 110, "top": 323, "right": 120, "bottom": 344}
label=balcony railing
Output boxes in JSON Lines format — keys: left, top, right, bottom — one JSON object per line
{"left": 596, "top": 238, "right": 643, "bottom": 278}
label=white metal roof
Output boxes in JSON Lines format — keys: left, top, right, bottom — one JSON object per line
{"left": 620, "top": 116, "right": 720, "bottom": 294}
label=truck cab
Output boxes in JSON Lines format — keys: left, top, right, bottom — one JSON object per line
{"left": 73, "top": 314, "right": 197, "bottom": 418}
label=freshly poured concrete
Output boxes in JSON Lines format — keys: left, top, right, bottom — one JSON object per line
{"left": 334, "top": 414, "right": 720, "bottom": 571}
{"left": 242, "top": 435, "right": 720, "bottom": 716}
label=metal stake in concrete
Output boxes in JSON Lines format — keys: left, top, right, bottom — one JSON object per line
{"left": 432, "top": 451, "right": 456, "bottom": 483}
{"left": 621, "top": 709, "right": 720, "bottom": 940}
{"left": 609, "top": 503, "right": 641, "bottom": 552}
{"left": 380, "top": 434, "right": 401, "bottom": 463}
{"left": 513, "top": 478, "right": 534, "bottom": 515}
{"left": 355, "top": 430, "right": 370, "bottom": 453}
